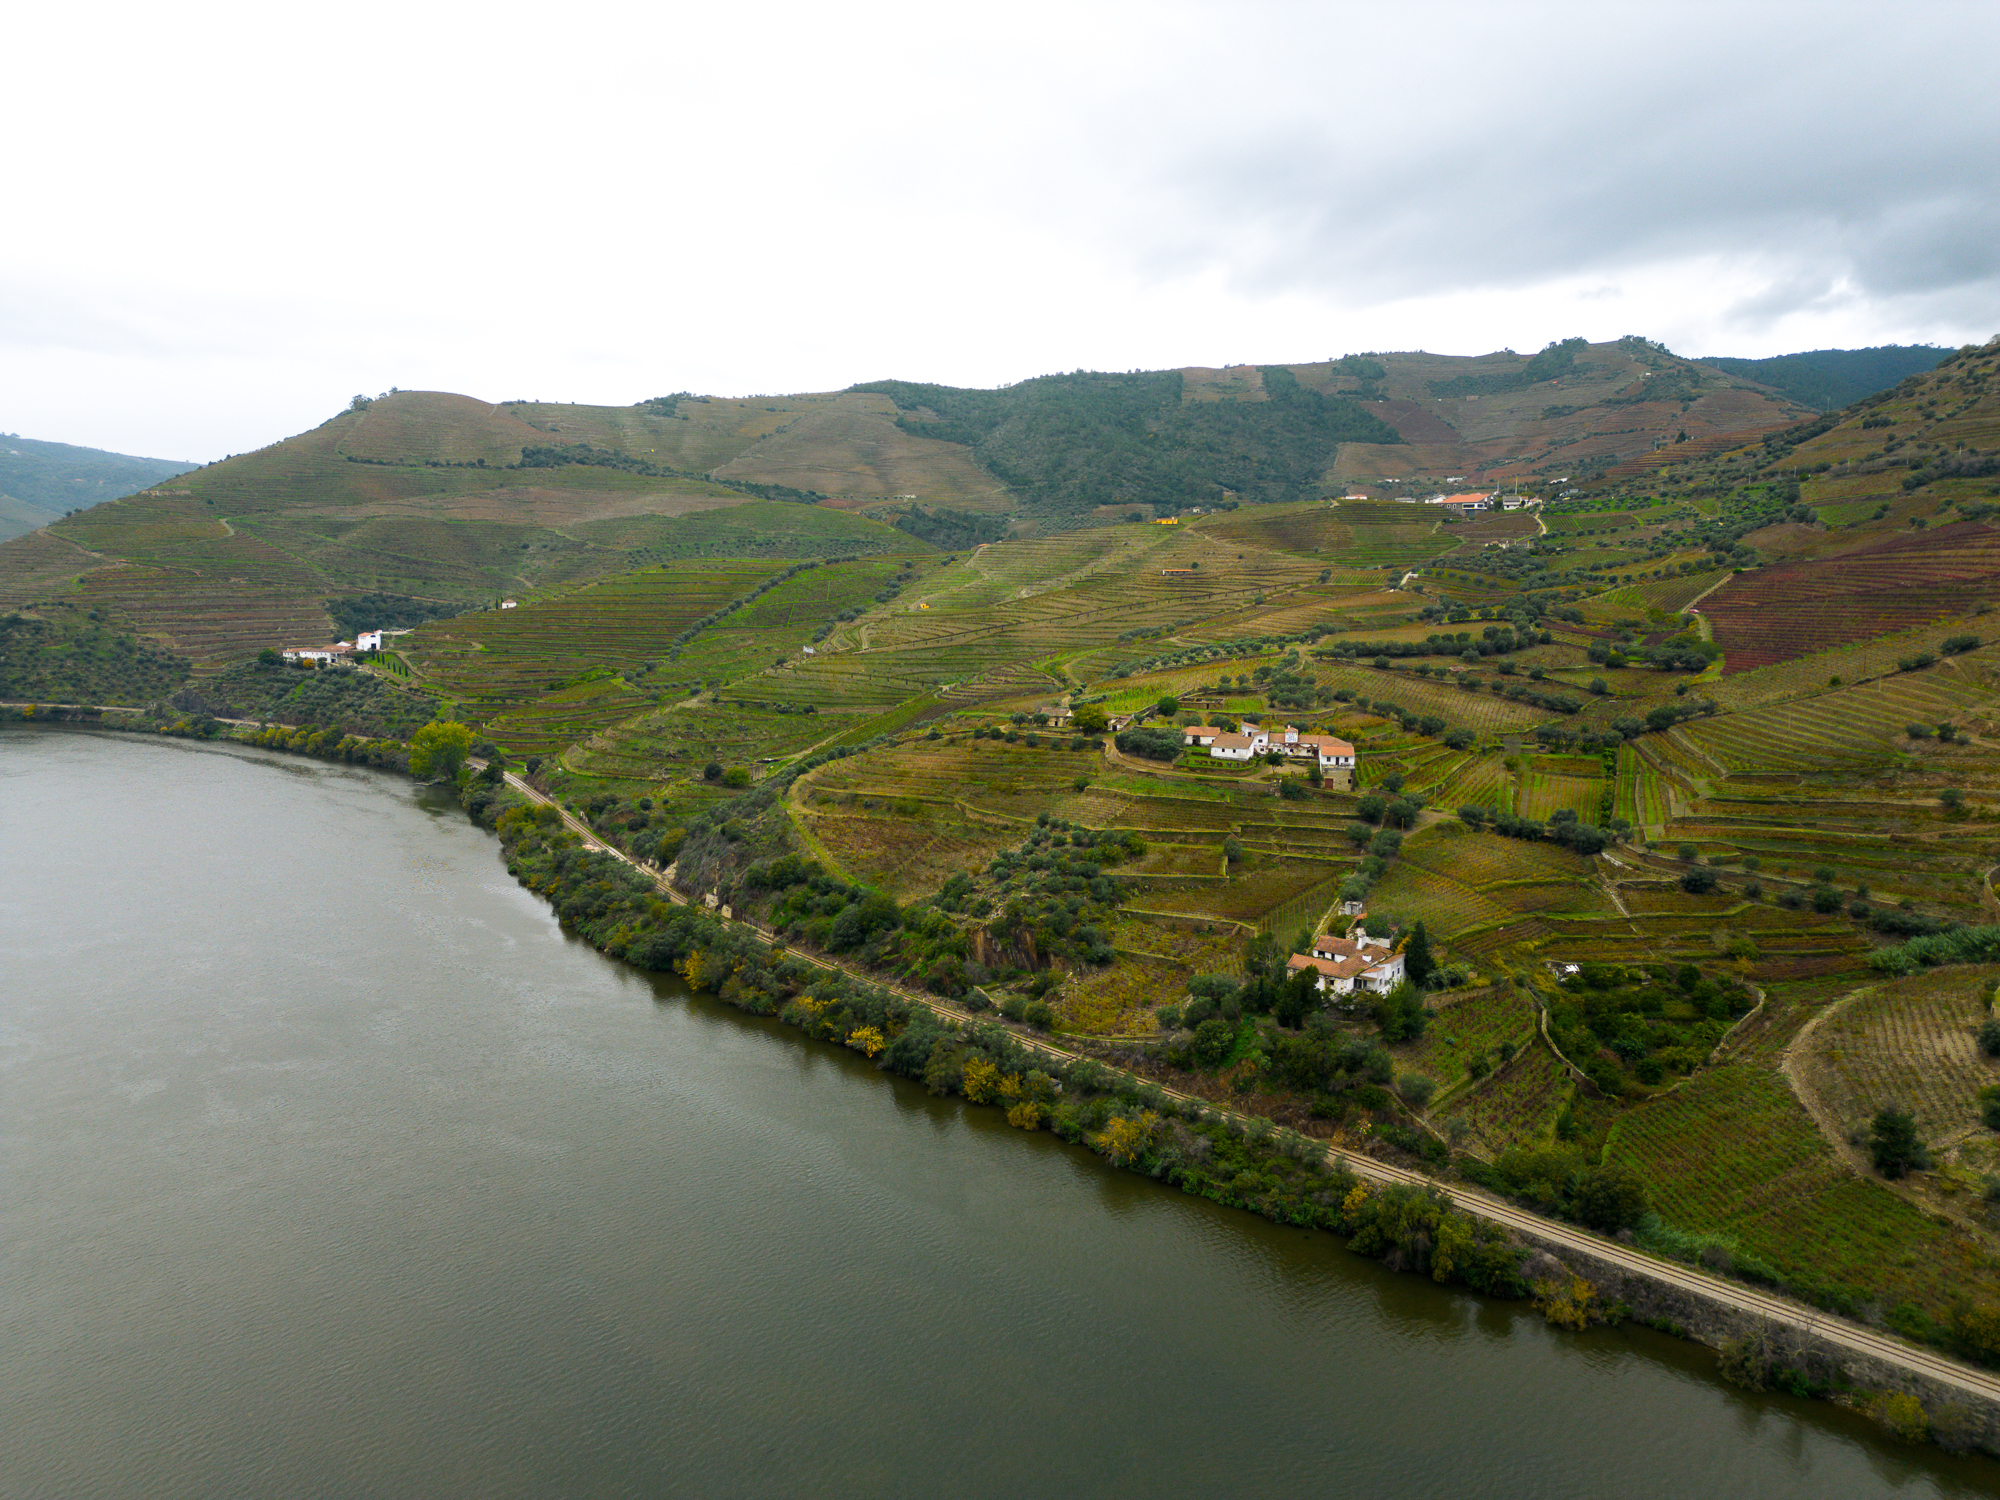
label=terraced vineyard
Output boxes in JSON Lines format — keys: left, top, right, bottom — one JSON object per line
{"left": 1451, "top": 1042, "right": 1572, "bottom": 1152}
{"left": 1608, "top": 1063, "right": 2000, "bottom": 1320}
{"left": 401, "top": 561, "right": 784, "bottom": 753}
{"left": 1679, "top": 665, "right": 1991, "bottom": 775}
{"left": 1702, "top": 522, "right": 2000, "bottom": 673}
{"left": 1406, "top": 986, "right": 1539, "bottom": 1098}
{"left": 1796, "top": 968, "right": 2000, "bottom": 1147}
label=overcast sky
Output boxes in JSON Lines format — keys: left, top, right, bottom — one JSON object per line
{"left": 5, "top": 0, "right": 1997, "bottom": 459}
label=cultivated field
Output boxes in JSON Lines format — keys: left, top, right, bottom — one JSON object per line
{"left": 1795, "top": 968, "right": 2000, "bottom": 1147}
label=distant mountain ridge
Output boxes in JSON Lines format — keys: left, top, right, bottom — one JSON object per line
{"left": 0, "top": 434, "right": 197, "bottom": 543}
{"left": 1693, "top": 345, "right": 1950, "bottom": 413}
{"left": 0, "top": 338, "right": 1969, "bottom": 668}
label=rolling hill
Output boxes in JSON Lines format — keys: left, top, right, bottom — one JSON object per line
{"left": 847, "top": 338, "right": 1813, "bottom": 515}
{"left": 0, "top": 434, "right": 197, "bottom": 544}
{"left": 1694, "top": 344, "right": 1949, "bottom": 413}
{"left": 0, "top": 339, "right": 1955, "bottom": 670}
{"left": 0, "top": 391, "right": 917, "bottom": 665}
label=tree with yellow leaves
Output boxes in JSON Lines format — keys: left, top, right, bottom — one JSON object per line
{"left": 847, "top": 1026, "right": 886, "bottom": 1058}
{"left": 1532, "top": 1274, "right": 1597, "bottom": 1331}
{"left": 962, "top": 1056, "right": 1002, "bottom": 1103}
{"left": 1091, "top": 1110, "right": 1160, "bottom": 1166}
{"left": 1006, "top": 1101, "right": 1044, "bottom": 1130}
{"left": 682, "top": 948, "right": 724, "bottom": 992}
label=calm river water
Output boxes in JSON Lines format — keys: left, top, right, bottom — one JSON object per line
{"left": 3, "top": 728, "right": 1993, "bottom": 1497}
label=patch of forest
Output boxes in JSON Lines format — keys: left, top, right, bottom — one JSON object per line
{"left": 849, "top": 367, "right": 1402, "bottom": 518}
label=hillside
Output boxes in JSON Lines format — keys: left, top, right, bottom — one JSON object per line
{"left": 19, "top": 335, "right": 2000, "bottom": 1366}
{"left": 0, "top": 434, "right": 197, "bottom": 544}
{"left": 848, "top": 338, "right": 1812, "bottom": 518}
{"left": 0, "top": 341, "right": 1951, "bottom": 672}
{"left": 1566, "top": 335, "right": 2000, "bottom": 676}
{"left": 1695, "top": 345, "right": 1949, "bottom": 413}
{"left": 356, "top": 357, "right": 2000, "bottom": 1350}
{"left": 0, "top": 391, "right": 917, "bottom": 665}
{"left": 1310, "top": 337, "right": 1811, "bottom": 488}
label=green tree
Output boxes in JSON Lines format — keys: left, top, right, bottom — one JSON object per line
{"left": 1870, "top": 1106, "right": 1930, "bottom": 1178}
{"left": 1156, "top": 695, "right": 1180, "bottom": 716}
{"left": 1190, "top": 1016, "right": 1235, "bottom": 1067}
{"left": 1573, "top": 1162, "right": 1649, "bottom": 1231}
{"left": 1979, "top": 1018, "right": 2000, "bottom": 1057}
{"left": 1403, "top": 922, "right": 1435, "bottom": 988}
{"left": 408, "top": 721, "right": 473, "bottom": 780}
{"left": 1071, "top": 704, "right": 1109, "bottom": 734}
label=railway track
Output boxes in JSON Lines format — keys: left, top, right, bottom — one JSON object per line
{"left": 502, "top": 766, "right": 2000, "bottom": 1407}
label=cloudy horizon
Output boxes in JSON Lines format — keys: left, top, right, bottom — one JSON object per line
{"left": 5, "top": 0, "right": 1996, "bottom": 461}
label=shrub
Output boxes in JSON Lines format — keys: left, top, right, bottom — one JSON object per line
{"left": 1115, "top": 726, "right": 1183, "bottom": 761}
{"left": 1679, "top": 868, "right": 1717, "bottom": 894}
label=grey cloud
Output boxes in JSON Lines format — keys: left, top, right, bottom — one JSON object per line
{"left": 1061, "top": 2, "right": 2000, "bottom": 322}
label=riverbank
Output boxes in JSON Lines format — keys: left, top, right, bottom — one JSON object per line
{"left": 21, "top": 724, "right": 1973, "bottom": 1499}
{"left": 480, "top": 752, "right": 2000, "bottom": 1456}
{"left": 13, "top": 708, "right": 2000, "bottom": 1457}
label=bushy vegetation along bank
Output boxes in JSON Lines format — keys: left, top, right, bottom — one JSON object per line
{"left": 485, "top": 794, "right": 1535, "bottom": 1300}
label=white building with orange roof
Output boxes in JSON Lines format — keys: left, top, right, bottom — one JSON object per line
{"left": 1286, "top": 931, "right": 1405, "bottom": 997}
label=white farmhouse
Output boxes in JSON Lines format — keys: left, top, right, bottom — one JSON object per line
{"left": 1286, "top": 931, "right": 1405, "bottom": 997}
{"left": 1206, "top": 731, "right": 1260, "bottom": 762}
{"left": 1274, "top": 725, "right": 1356, "bottom": 771}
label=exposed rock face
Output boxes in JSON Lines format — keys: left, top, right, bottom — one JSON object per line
{"left": 971, "top": 924, "right": 1042, "bottom": 972}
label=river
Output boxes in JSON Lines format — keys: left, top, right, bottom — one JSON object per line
{"left": 3, "top": 727, "right": 1990, "bottom": 1497}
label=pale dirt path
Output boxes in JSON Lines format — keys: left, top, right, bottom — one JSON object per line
{"left": 492, "top": 762, "right": 2000, "bottom": 1408}
{"left": 1780, "top": 982, "right": 2000, "bottom": 1252}
{"left": 1781, "top": 984, "right": 1885, "bottom": 1182}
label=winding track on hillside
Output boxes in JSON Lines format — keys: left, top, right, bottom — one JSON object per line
{"left": 497, "top": 764, "right": 2000, "bottom": 1410}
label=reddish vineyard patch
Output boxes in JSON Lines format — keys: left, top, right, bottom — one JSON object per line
{"left": 1700, "top": 522, "right": 2000, "bottom": 673}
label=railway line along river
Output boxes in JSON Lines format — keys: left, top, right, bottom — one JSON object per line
{"left": 4, "top": 726, "right": 1994, "bottom": 1497}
